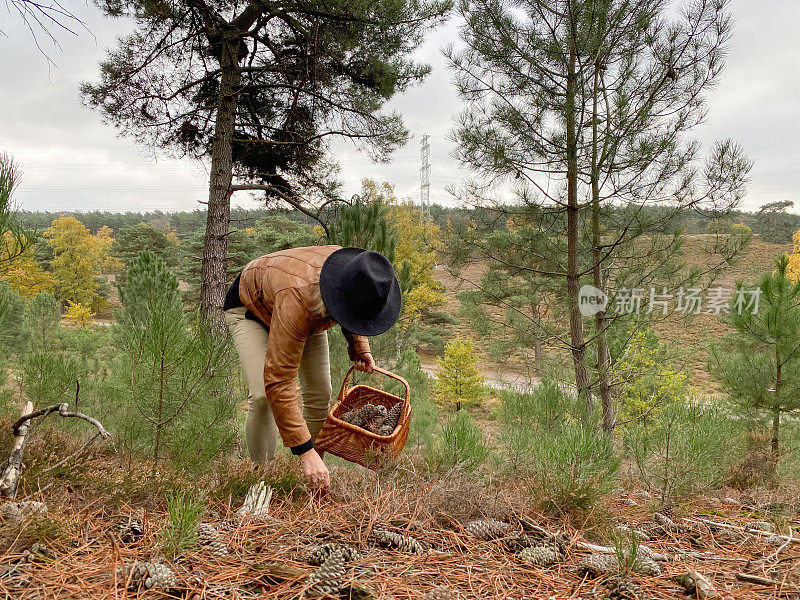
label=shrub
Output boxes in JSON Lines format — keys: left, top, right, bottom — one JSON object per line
{"left": 429, "top": 409, "right": 490, "bottom": 473}
{"left": 390, "top": 349, "right": 438, "bottom": 449}
{"left": 626, "top": 401, "right": 745, "bottom": 504}
{"left": 612, "top": 329, "right": 687, "bottom": 428}
{"left": 727, "top": 429, "right": 778, "bottom": 489}
{"left": 64, "top": 301, "right": 95, "bottom": 326}
{"left": 499, "top": 380, "right": 619, "bottom": 511}
{"left": 529, "top": 423, "right": 619, "bottom": 512}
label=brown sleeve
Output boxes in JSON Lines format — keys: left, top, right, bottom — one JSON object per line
{"left": 263, "top": 288, "right": 312, "bottom": 449}
{"left": 342, "top": 328, "right": 371, "bottom": 361}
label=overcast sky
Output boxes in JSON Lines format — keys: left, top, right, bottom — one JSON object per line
{"left": 0, "top": 0, "right": 798, "bottom": 214}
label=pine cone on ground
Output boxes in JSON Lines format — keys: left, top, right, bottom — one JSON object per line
{"left": 518, "top": 544, "right": 563, "bottom": 567}
{"left": 198, "top": 523, "right": 229, "bottom": 557}
{"left": 306, "top": 550, "right": 347, "bottom": 597}
{"left": 369, "top": 523, "right": 425, "bottom": 554}
{"left": 112, "top": 515, "right": 144, "bottom": 543}
{"left": 615, "top": 524, "right": 651, "bottom": 541}
{"left": 745, "top": 520, "right": 775, "bottom": 533}
{"left": 307, "top": 542, "right": 359, "bottom": 566}
{"left": 464, "top": 519, "right": 513, "bottom": 541}
{"left": 653, "top": 512, "right": 688, "bottom": 533}
{"left": 631, "top": 556, "right": 661, "bottom": 576}
{"left": 606, "top": 577, "right": 647, "bottom": 600}
{"left": 116, "top": 560, "right": 176, "bottom": 591}
{"left": 501, "top": 532, "right": 544, "bottom": 552}
{"left": 579, "top": 552, "right": 662, "bottom": 577}
{"left": 23, "top": 542, "right": 57, "bottom": 563}
{"left": 578, "top": 553, "right": 617, "bottom": 577}
{"left": 424, "top": 585, "right": 458, "bottom": 600}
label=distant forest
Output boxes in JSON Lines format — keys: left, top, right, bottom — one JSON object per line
{"left": 16, "top": 200, "right": 800, "bottom": 244}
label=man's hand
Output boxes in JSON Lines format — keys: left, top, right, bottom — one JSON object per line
{"left": 299, "top": 448, "right": 330, "bottom": 489}
{"left": 353, "top": 352, "right": 376, "bottom": 374}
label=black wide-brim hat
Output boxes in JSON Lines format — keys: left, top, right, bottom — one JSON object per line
{"left": 319, "top": 247, "right": 402, "bottom": 337}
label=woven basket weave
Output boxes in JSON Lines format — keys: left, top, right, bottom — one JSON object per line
{"left": 315, "top": 366, "right": 411, "bottom": 469}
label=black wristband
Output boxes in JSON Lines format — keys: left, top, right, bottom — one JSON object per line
{"left": 290, "top": 439, "right": 315, "bottom": 456}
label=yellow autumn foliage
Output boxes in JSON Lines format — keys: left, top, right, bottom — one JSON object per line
{"left": 786, "top": 228, "right": 800, "bottom": 283}
{"left": 45, "top": 216, "right": 100, "bottom": 306}
{"left": 64, "top": 301, "right": 95, "bottom": 326}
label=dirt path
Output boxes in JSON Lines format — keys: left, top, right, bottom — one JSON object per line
{"left": 419, "top": 361, "right": 540, "bottom": 394}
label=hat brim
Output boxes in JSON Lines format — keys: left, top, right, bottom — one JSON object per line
{"left": 319, "top": 247, "right": 402, "bottom": 337}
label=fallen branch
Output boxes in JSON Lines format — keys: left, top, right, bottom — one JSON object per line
{"left": 686, "top": 517, "right": 800, "bottom": 546}
{"left": 520, "top": 517, "right": 669, "bottom": 561}
{"left": 736, "top": 572, "right": 782, "bottom": 586}
{"left": 0, "top": 400, "right": 34, "bottom": 499}
{"left": 767, "top": 527, "right": 794, "bottom": 562}
{"left": 0, "top": 401, "right": 110, "bottom": 499}
{"left": 12, "top": 403, "right": 109, "bottom": 437}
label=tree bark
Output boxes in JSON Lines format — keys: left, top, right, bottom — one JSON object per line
{"left": 200, "top": 36, "right": 242, "bottom": 321}
{"left": 591, "top": 59, "right": 614, "bottom": 434}
{"left": 773, "top": 347, "right": 782, "bottom": 463}
{"left": 565, "top": 41, "right": 591, "bottom": 410}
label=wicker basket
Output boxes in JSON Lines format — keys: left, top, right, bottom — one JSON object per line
{"left": 315, "top": 365, "right": 411, "bottom": 469}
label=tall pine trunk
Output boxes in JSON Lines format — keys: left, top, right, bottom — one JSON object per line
{"left": 773, "top": 347, "right": 782, "bottom": 463}
{"left": 566, "top": 43, "right": 591, "bottom": 410}
{"left": 200, "top": 37, "right": 241, "bottom": 319}
{"left": 591, "top": 63, "right": 615, "bottom": 434}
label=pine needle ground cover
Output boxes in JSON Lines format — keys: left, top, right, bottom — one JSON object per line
{"left": 2, "top": 457, "right": 799, "bottom": 600}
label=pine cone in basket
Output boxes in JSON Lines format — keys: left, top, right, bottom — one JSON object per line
{"left": 341, "top": 403, "right": 389, "bottom": 434}
{"left": 339, "top": 410, "right": 364, "bottom": 428}
{"left": 464, "top": 519, "right": 513, "bottom": 541}
{"left": 385, "top": 401, "right": 404, "bottom": 431}
{"left": 369, "top": 523, "right": 425, "bottom": 554}
{"left": 306, "top": 550, "right": 347, "bottom": 597}
{"left": 518, "top": 544, "right": 563, "bottom": 567}
{"left": 363, "top": 405, "right": 388, "bottom": 433}
{"left": 377, "top": 425, "right": 394, "bottom": 437}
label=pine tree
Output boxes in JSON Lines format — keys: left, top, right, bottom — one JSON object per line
{"left": 0, "top": 281, "right": 29, "bottom": 353}
{"left": 24, "top": 292, "right": 61, "bottom": 353}
{"left": 115, "top": 252, "right": 236, "bottom": 472}
{"left": 0, "top": 154, "right": 29, "bottom": 274}
{"left": 447, "top": 0, "right": 751, "bottom": 430}
{"left": 710, "top": 254, "right": 800, "bottom": 463}
{"left": 434, "top": 337, "right": 484, "bottom": 411}
{"left": 458, "top": 215, "right": 561, "bottom": 375}
{"left": 325, "top": 181, "right": 398, "bottom": 262}
{"left": 82, "top": 0, "right": 451, "bottom": 317}
{"left": 111, "top": 223, "right": 177, "bottom": 269}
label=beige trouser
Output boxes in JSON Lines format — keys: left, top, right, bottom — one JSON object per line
{"left": 223, "top": 306, "right": 332, "bottom": 463}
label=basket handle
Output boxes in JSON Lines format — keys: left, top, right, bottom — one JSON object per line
{"left": 339, "top": 365, "right": 410, "bottom": 402}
